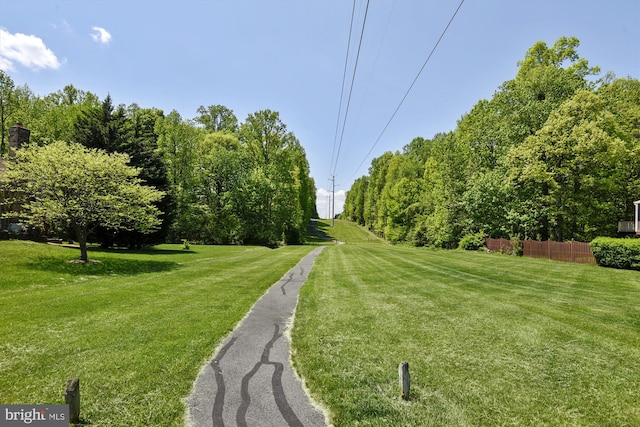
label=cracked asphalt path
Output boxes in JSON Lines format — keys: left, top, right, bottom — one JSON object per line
{"left": 187, "top": 247, "right": 328, "bottom": 427}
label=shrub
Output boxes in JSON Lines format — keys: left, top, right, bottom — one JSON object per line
{"left": 508, "top": 235, "right": 523, "bottom": 256}
{"left": 458, "top": 233, "right": 486, "bottom": 251}
{"left": 590, "top": 237, "right": 640, "bottom": 270}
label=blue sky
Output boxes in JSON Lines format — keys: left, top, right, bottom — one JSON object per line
{"left": 2, "top": 1, "right": 639, "bottom": 218}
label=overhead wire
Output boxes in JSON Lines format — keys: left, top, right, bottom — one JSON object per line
{"left": 328, "top": 0, "right": 357, "bottom": 176}
{"left": 349, "top": 0, "right": 397, "bottom": 147}
{"left": 346, "top": 0, "right": 466, "bottom": 183}
{"left": 331, "top": 0, "right": 371, "bottom": 177}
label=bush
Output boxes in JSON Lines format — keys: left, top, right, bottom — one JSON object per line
{"left": 508, "top": 235, "right": 523, "bottom": 256}
{"left": 590, "top": 237, "right": 640, "bottom": 270}
{"left": 458, "top": 233, "right": 486, "bottom": 251}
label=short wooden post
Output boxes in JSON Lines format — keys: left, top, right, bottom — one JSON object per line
{"left": 65, "top": 378, "right": 80, "bottom": 423}
{"left": 398, "top": 362, "right": 410, "bottom": 400}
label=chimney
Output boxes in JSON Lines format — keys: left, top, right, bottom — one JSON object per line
{"left": 8, "top": 123, "right": 30, "bottom": 156}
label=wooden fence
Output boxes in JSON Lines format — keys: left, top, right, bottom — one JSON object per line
{"left": 486, "top": 238, "right": 596, "bottom": 264}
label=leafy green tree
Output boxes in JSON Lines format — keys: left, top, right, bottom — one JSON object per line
{"left": 116, "top": 104, "right": 172, "bottom": 247}
{"left": 307, "top": 176, "right": 320, "bottom": 220}
{"left": 195, "top": 105, "right": 238, "bottom": 132}
{"left": 421, "top": 132, "right": 470, "bottom": 248}
{"left": 239, "top": 109, "right": 307, "bottom": 245}
{"left": 598, "top": 77, "right": 640, "bottom": 217}
{"left": 402, "top": 136, "right": 432, "bottom": 167}
{"left": 461, "top": 169, "right": 514, "bottom": 237}
{"left": 505, "top": 90, "right": 628, "bottom": 241}
{"left": 4, "top": 141, "right": 163, "bottom": 261}
{"left": 343, "top": 176, "right": 368, "bottom": 225}
{"left": 73, "top": 97, "right": 171, "bottom": 247}
{"left": 240, "top": 109, "right": 294, "bottom": 166}
{"left": 73, "top": 94, "right": 127, "bottom": 152}
{"left": 516, "top": 36, "right": 600, "bottom": 79}
{"left": 284, "top": 140, "right": 316, "bottom": 243}
{"left": 191, "top": 132, "right": 246, "bottom": 243}
{"left": 38, "top": 86, "right": 100, "bottom": 144}
{"left": 378, "top": 154, "right": 424, "bottom": 242}
{"left": 155, "top": 110, "right": 203, "bottom": 241}
{"left": 363, "top": 151, "right": 393, "bottom": 233}
{"left": 0, "top": 71, "right": 17, "bottom": 156}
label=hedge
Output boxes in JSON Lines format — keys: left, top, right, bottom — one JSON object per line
{"left": 590, "top": 237, "right": 640, "bottom": 270}
{"left": 458, "top": 232, "right": 486, "bottom": 251}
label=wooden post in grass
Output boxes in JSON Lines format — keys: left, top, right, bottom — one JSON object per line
{"left": 65, "top": 378, "right": 80, "bottom": 423}
{"left": 399, "top": 362, "right": 410, "bottom": 400}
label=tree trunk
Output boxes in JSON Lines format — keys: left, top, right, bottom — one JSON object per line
{"left": 75, "top": 224, "right": 89, "bottom": 262}
{"left": 79, "top": 238, "right": 88, "bottom": 262}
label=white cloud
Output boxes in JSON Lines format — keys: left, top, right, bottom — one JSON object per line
{"left": 316, "top": 188, "right": 346, "bottom": 219}
{"left": 0, "top": 28, "right": 61, "bottom": 71}
{"left": 90, "top": 26, "right": 111, "bottom": 45}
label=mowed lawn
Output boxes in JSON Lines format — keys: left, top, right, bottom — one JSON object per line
{"left": 0, "top": 240, "right": 314, "bottom": 426}
{"left": 292, "top": 221, "right": 640, "bottom": 426}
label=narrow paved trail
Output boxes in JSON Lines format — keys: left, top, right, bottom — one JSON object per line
{"left": 187, "top": 247, "right": 328, "bottom": 427}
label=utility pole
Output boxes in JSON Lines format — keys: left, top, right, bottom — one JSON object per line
{"left": 331, "top": 175, "right": 335, "bottom": 227}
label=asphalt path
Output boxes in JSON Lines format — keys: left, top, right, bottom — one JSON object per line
{"left": 186, "top": 246, "right": 328, "bottom": 427}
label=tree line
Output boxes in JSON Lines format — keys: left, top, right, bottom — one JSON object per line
{"left": 0, "top": 74, "right": 318, "bottom": 247}
{"left": 342, "top": 37, "right": 640, "bottom": 247}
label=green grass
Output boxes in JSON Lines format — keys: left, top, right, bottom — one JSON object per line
{"left": 0, "top": 240, "right": 314, "bottom": 426}
{"left": 292, "top": 241, "right": 640, "bottom": 426}
{"left": 317, "top": 219, "right": 385, "bottom": 244}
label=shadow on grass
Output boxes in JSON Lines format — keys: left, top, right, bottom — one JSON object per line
{"left": 87, "top": 246, "right": 195, "bottom": 256}
{"left": 25, "top": 255, "right": 181, "bottom": 276}
{"left": 307, "top": 219, "right": 334, "bottom": 243}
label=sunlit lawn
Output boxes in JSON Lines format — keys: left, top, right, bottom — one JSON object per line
{"left": 318, "top": 219, "right": 385, "bottom": 244}
{"left": 5, "top": 221, "right": 640, "bottom": 427}
{"left": 292, "top": 229, "right": 640, "bottom": 426}
{"left": 0, "top": 240, "right": 314, "bottom": 426}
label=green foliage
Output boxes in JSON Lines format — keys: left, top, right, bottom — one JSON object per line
{"left": 4, "top": 141, "right": 164, "bottom": 261}
{"left": 195, "top": 104, "right": 238, "bottom": 132}
{"left": 341, "top": 36, "right": 640, "bottom": 248}
{"left": 4, "top": 78, "right": 318, "bottom": 248}
{"left": 70, "top": 96, "right": 173, "bottom": 248}
{"left": 458, "top": 232, "right": 486, "bottom": 250}
{"left": 506, "top": 89, "right": 629, "bottom": 241}
{"left": 0, "top": 70, "right": 17, "bottom": 156}
{"left": 154, "top": 107, "right": 316, "bottom": 246}
{"left": 590, "top": 237, "right": 640, "bottom": 270}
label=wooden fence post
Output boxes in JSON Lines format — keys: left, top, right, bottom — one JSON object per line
{"left": 570, "top": 240, "right": 575, "bottom": 263}
{"left": 65, "top": 378, "right": 80, "bottom": 423}
{"left": 399, "top": 362, "right": 410, "bottom": 400}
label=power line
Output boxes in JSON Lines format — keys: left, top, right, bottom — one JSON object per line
{"left": 329, "top": 0, "right": 357, "bottom": 176}
{"left": 332, "top": 0, "right": 371, "bottom": 177}
{"left": 350, "top": 0, "right": 397, "bottom": 135}
{"left": 347, "top": 0, "right": 466, "bottom": 183}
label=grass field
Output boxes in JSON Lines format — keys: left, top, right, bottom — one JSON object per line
{"left": 292, "top": 220, "right": 640, "bottom": 426}
{"left": 3, "top": 221, "right": 640, "bottom": 426}
{"left": 0, "top": 240, "right": 314, "bottom": 426}
{"left": 320, "top": 219, "right": 385, "bottom": 244}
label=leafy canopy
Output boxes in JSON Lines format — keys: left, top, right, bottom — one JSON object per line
{"left": 4, "top": 141, "right": 164, "bottom": 260}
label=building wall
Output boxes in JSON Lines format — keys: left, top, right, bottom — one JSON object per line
{"left": 0, "top": 124, "right": 31, "bottom": 234}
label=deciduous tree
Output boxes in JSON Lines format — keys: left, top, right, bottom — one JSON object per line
{"left": 4, "top": 141, "right": 164, "bottom": 261}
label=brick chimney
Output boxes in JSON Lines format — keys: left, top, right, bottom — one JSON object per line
{"left": 8, "top": 123, "right": 30, "bottom": 156}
